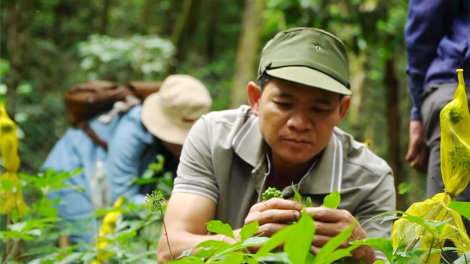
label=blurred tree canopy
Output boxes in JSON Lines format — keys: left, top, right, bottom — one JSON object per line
{"left": 0, "top": 0, "right": 423, "bottom": 209}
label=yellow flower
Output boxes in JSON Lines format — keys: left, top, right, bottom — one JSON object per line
{"left": 0, "top": 103, "right": 29, "bottom": 217}
{"left": 94, "top": 197, "right": 125, "bottom": 263}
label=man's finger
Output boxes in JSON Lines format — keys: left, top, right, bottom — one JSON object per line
{"left": 405, "top": 146, "right": 416, "bottom": 161}
{"left": 247, "top": 209, "right": 300, "bottom": 225}
{"left": 250, "top": 198, "right": 302, "bottom": 213}
{"left": 306, "top": 207, "right": 353, "bottom": 223}
{"left": 310, "top": 245, "right": 320, "bottom": 255}
{"left": 256, "top": 223, "right": 290, "bottom": 237}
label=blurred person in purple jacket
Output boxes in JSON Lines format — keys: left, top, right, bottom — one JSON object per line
{"left": 404, "top": 0, "right": 470, "bottom": 260}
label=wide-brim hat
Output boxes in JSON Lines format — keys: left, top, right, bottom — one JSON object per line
{"left": 141, "top": 74, "right": 212, "bottom": 145}
{"left": 258, "top": 28, "right": 351, "bottom": 95}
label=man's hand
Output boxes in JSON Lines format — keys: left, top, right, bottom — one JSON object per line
{"left": 406, "top": 120, "right": 428, "bottom": 173}
{"left": 306, "top": 207, "right": 376, "bottom": 264}
{"left": 245, "top": 198, "right": 302, "bottom": 237}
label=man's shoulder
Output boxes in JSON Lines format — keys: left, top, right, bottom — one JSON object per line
{"left": 334, "top": 127, "right": 392, "bottom": 177}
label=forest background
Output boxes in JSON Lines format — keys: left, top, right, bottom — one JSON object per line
{"left": 1, "top": 0, "right": 419, "bottom": 211}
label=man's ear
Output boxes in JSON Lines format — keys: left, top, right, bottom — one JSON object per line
{"left": 337, "top": 95, "right": 351, "bottom": 124}
{"left": 247, "top": 81, "right": 262, "bottom": 116}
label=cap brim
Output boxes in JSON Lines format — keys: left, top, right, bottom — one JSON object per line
{"left": 141, "top": 93, "right": 191, "bottom": 145}
{"left": 266, "top": 66, "right": 351, "bottom": 95}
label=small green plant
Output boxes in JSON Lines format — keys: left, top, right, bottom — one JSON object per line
{"left": 262, "top": 187, "right": 284, "bottom": 201}
{"left": 145, "top": 190, "right": 173, "bottom": 261}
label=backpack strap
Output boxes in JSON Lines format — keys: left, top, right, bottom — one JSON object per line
{"left": 76, "top": 121, "right": 108, "bottom": 151}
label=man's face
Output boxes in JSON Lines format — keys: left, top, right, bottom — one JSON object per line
{"left": 250, "top": 78, "right": 349, "bottom": 166}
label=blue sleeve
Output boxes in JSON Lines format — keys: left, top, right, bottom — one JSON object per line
{"left": 405, "top": 0, "right": 458, "bottom": 120}
{"left": 106, "top": 107, "right": 154, "bottom": 204}
{"left": 41, "top": 129, "right": 96, "bottom": 223}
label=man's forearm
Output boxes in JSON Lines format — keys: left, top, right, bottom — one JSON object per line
{"left": 157, "top": 230, "right": 236, "bottom": 263}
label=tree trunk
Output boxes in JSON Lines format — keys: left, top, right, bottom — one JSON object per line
{"left": 385, "top": 57, "right": 405, "bottom": 210}
{"left": 348, "top": 51, "right": 367, "bottom": 136}
{"left": 5, "top": 0, "right": 32, "bottom": 115}
{"left": 99, "top": 0, "right": 112, "bottom": 35}
{"left": 207, "top": 0, "right": 219, "bottom": 61}
{"left": 166, "top": 0, "right": 197, "bottom": 75}
{"left": 230, "top": 0, "right": 266, "bottom": 108}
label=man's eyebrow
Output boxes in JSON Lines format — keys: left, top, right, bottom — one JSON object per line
{"left": 278, "top": 92, "right": 294, "bottom": 98}
{"left": 313, "top": 97, "right": 333, "bottom": 104}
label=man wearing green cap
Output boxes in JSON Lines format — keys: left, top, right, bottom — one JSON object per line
{"left": 158, "top": 28, "right": 395, "bottom": 263}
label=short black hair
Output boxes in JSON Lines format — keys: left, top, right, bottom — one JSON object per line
{"left": 257, "top": 72, "right": 272, "bottom": 91}
{"left": 257, "top": 72, "right": 345, "bottom": 100}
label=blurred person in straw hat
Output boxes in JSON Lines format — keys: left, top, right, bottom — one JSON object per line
{"left": 41, "top": 74, "right": 212, "bottom": 246}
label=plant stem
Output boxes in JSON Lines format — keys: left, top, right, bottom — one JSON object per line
{"left": 160, "top": 208, "right": 173, "bottom": 260}
{"left": 425, "top": 236, "right": 434, "bottom": 263}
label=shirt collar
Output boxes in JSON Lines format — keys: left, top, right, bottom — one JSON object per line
{"left": 300, "top": 130, "right": 344, "bottom": 195}
{"left": 231, "top": 115, "right": 264, "bottom": 167}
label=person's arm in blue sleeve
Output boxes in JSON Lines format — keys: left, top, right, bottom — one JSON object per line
{"left": 405, "top": 0, "right": 460, "bottom": 173}
{"left": 106, "top": 107, "right": 154, "bottom": 205}
{"left": 405, "top": 0, "right": 452, "bottom": 120}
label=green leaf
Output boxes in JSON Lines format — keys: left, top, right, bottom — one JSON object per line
{"left": 350, "top": 238, "right": 393, "bottom": 262}
{"left": 381, "top": 216, "right": 399, "bottom": 224}
{"left": 423, "top": 217, "right": 453, "bottom": 235}
{"left": 373, "top": 260, "right": 387, "bottom": 264}
{"left": 255, "top": 252, "right": 291, "bottom": 263}
{"left": 240, "top": 221, "right": 259, "bottom": 241}
{"left": 115, "top": 230, "right": 137, "bottom": 241}
{"left": 71, "top": 185, "right": 86, "bottom": 193}
{"left": 322, "top": 246, "right": 359, "bottom": 264}
{"left": 449, "top": 201, "right": 470, "bottom": 220}
{"left": 292, "top": 183, "right": 302, "bottom": 204}
{"left": 398, "top": 182, "right": 411, "bottom": 195}
{"left": 167, "top": 256, "right": 204, "bottom": 263}
{"left": 256, "top": 224, "right": 294, "bottom": 255}
{"left": 284, "top": 212, "right": 315, "bottom": 264}
{"left": 220, "top": 252, "right": 245, "bottom": 263}
{"left": 0, "top": 179, "right": 13, "bottom": 190}
{"left": 454, "top": 252, "right": 470, "bottom": 264}
{"left": 322, "top": 190, "right": 341, "bottom": 209}
{"left": 195, "top": 240, "right": 229, "bottom": 249}
{"left": 195, "top": 247, "right": 218, "bottom": 259}
{"left": 306, "top": 197, "right": 313, "bottom": 207}
{"left": 305, "top": 252, "right": 314, "bottom": 264}
{"left": 177, "top": 248, "right": 194, "bottom": 259}
{"left": 401, "top": 215, "right": 438, "bottom": 237}
{"left": 312, "top": 221, "right": 356, "bottom": 264}
{"left": 206, "top": 220, "right": 235, "bottom": 239}
{"left": 241, "top": 236, "right": 269, "bottom": 247}
{"left": 8, "top": 222, "right": 27, "bottom": 232}
{"left": 61, "top": 252, "right": 83, "bottom": 263}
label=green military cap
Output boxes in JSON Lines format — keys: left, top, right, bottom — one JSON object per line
{"left": 258, "top": 27, "right": 351, "bottom": 95}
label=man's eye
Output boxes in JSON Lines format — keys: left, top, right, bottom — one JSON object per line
{"left": 311, "top": 107, "right": 330, "bottom": 113}
{"left": 275, "top": 102, "right": 292, "bottom": 108}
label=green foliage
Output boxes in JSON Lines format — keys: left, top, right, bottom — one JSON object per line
{"left": 206, "top": 220, "right": 235, "bottom": 240}
{"left": 131, "top": 155, "right": 174, "bottom": 198}
{"left": 449, "top": 144, "right": 470, "bottom": 171}
{"left": 398, "top": 182, "right": 411, "bottom": 195}
{"left": 449, "top": 108, "right": 464, "bottom": 125}
{"left": 449, "top": 201, "right": 470, "bottom": 221}
{"left": 145, "top": 190, "right": 165, "bottom": 212}
{"left": 322, "top": 190, "right": 341, "bottom": 209}
{"left": 78, "top": 34, "right": 175, "bottom": 82}
{"left": 262, "top": 187, "right": 284, "bottom": 201}
{"left": 291, "top": 183, "right": 302, "bottom": 204}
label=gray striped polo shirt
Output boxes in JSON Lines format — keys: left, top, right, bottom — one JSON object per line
{"left": 173, "top": 105, "right": 395, "bottom": 258}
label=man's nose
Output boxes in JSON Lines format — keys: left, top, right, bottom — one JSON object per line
{"left": 286, "top": 113, "right": 313, "bottom": 132}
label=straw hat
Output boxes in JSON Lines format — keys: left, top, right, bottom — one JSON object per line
{"left": 141, "top": 74, "right": 212, "bottom": 145}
